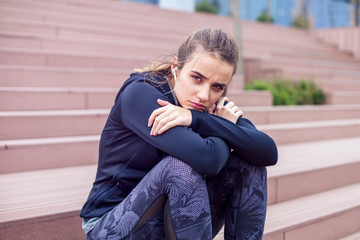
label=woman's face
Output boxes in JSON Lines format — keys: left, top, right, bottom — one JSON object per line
{"left": 173, "top": 52, "right": 234, "bottom": 112}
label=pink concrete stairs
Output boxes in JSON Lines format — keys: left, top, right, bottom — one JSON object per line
{"left": 1, "top": 0, "right": 360, "bottom": 239}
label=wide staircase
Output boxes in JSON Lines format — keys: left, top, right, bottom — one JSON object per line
{"left": 1, "top": 0, "right": 360, "bottom": 239}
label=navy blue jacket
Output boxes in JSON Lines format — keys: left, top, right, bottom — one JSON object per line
{"left": 80, "top": 72, "right": 277, "bottom": 219}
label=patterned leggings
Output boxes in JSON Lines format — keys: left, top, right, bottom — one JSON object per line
{"left": 87, "top": 153, "right": 267, "bottom": 240}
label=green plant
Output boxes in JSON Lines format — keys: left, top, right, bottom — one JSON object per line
{"left": 195, "top": 0, "right": 219, "bottom": 14}
{"left": 257, "top": 10, "right": 274, "bottom": 23}
{"left": 244, "top": 80, "right": 271, "bottom": 91}
{"left": 291, "top": 15, "right": 309, "bottom": 29}
{"left": 245, "top": 79, "right": 326, "bottom": 106}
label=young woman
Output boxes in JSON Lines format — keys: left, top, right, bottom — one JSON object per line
{"left": 80, "top": 28, "right": 278, "bottom": 240}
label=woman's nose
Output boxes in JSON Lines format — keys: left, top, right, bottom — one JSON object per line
{"left": 197, "top": 87, "right": 210, "bottom": 102}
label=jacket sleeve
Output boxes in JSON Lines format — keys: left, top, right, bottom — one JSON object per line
{"left": 190, "top": 110, "right": 278, "bottom": 166}
{"left": 119, "top": 81, "right": 230, "bottom": 176}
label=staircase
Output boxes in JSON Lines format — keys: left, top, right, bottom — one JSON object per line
{"left": 1, "top": 0, "right": 360, "bottom": 239}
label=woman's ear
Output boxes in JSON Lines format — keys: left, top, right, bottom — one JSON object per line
{"left": 171, "top": 56, "right": 179, "bottom": 71}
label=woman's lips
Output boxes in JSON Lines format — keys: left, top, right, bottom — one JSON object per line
{"left": 189, "top": 101, "right": 206, "bottom": 111}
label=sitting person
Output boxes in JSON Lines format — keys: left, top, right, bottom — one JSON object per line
{"left": 80, "top": 27, "right": 278, "bottom": 240}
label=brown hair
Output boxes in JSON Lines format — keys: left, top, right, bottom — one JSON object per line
{"left": 135, "top": 28, "right": 239, "bottom": 93}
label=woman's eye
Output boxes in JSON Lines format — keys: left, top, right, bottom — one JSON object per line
{"left": 192, "top": 76, "right": 202, "bottom": 82}
{"left": 213, "top": 85, "right": 224, "bottom": 91}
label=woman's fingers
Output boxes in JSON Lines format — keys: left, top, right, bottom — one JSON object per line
{"left": 151, "top": 114, "right": 176, "bottom": 136}
{"left": 212, "top": 97, "right": 243, "bottom": 123}
{"left": 148, "top": 99, "right": 172, "bottom": 127}
{"left": 157, "top": 99, "right": 170, "bottom": 107}
{"left": 149, "top": 99, "right": 192, "bottom": 135}
{"left": 148, "top": 106, "right": 166, "bottom": 127}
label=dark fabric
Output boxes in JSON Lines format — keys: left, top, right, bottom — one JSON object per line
{"left": 87, "top": 154, "right": 267, "bottom": 240}
{"left": 86, "top": 156, "right": 212, "bottom": 240}
{"left": 207, "top": 152, "right": 267, "bottom": 239}
{"left": 80, "top": 72, "right": 277, "bottom": 220}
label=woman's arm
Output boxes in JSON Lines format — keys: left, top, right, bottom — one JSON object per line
{"left": 190, "top": 110, "right": 278, "bottom": 166}
{"left": 148, "top": 97, "right": 277, "bottom": 167}
{"left": 119, "top": 81, "right": 230, "bottom": 176}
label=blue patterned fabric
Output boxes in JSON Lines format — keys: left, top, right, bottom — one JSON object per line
{"left": 87, "top": 154, "right": 267, "bottom": 240}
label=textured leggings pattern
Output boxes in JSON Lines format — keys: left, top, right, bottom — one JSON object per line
{"left": 87, "top": 156, "right": 211, "bottom": 240}
{"left": 87, "top": 154, "right": 267, "bottom": 240}
{"left": 207, "top": 153, "right": 268, "bottom": 239}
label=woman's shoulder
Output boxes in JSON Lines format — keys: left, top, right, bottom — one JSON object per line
{"left": 117, "top": 72, "right": 175, "bottom": 104}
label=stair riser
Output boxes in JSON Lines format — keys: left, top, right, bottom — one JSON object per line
{"left": 227, "top": 92, "right": 272, "bottom": 106}
{"left": 0, "top": 0, "right": 189, "bottom": 28}
{"left": 0, "top": 68, "right": 128, "bottom": 88}
{"left": 268, "top": 161, "right": 360, "bottom": 204}
{"left": 320, "top": 84, "right": 360, "bottom": 92}
{"left": 262, "top": 124, "right": 360, "bottom": 144}
{"left": 326, "top": 95, "right": 360, "bottom": 105}
{"left": 0, "top": 115, "right": 107, "bottom": 140}
{"left": 3, "top": 115, "right": 360, "bottom": 141}
{"left": 0, "top": 35, "right": 168, "bottom": 57}
{"left": 0, "top": 91, "right": 116, "bottom": 110}
{"left": 0, "top": 50, "right": 150, "bottom": 69}
{"left": 264, "top": 207, "right": 360, "bottom": 240}
{"left": 262, "top": 62, "right": 360, "bottom": 73}
{"left": 0, "top": 9, "right": 182, "bottom": 38}
{"left": 246, "top": 108, "right": 360, "bottom": 124}
{"left": 0, "top": 141, "right": 98, "bottom": 173}
{"left": 0, "top": 215, "right": 85, "bottom": 239}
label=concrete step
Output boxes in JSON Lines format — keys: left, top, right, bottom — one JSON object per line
{"left": 1, "top": 140, "right": 359, "bottom": 239}
{"left": 0, "top": 31, "right": 171, "bottom": 57}
{"left": 0, "top": 6, "right": 186, "bottom": 37}
{"left": 214, "top": 183, "right": 360, "bottom": 240}
{"left": 266, "top": 55, "right": 360, "bottom": 71}
{"left": 267, "top": 137, "right": 360, "bottom": 204}
{"left": 258, "top": 118, "right": 360, "bottom": 145}
{"left": 2, "top": 118, "right": 360, "bottom": 173}
{"left": 262, "top": 59, "right": 360, "bottom": 74}
{"left": 271, "top": 48, "right": 358, "bottom": 63}
{"left": 326, "top": 91, "right": 360, "bottom": 105}
{"left": 0, "top": 109, "right": 108, "bottom": 140}
{"left": 0, "top": 5, "right": 347, "bottom": 56}
{"left": 0, "top": 164, "right": 95, "bottom": 228}
{"left": 1, "top": 31, "right": 350, "bottom": 64}
{"left": 0, "top": 0, "right": 197, "bottom": 29}
{"left": 0, "top": 87, "right": 118, "bottom": 110}
{"left": 263, "top": 183, "right": 360, "bottom": 240}
{"left": 0, "top": 65, "right": 129, "bottom": 88}
{"left": 270, "top": 64, "right": 360, "bottom": 79}
{"left": 316, "top": 81, "right": 360, "bottom": 92}
{"left": 0, "top": 18, "right": 183, "bottom": 45}
{"left": 0, "top": 87, "right": 272, "bottom": 112}
{"left": 339, "top": 232, "right": 360, "bottom": 240}
{"left": 242, "top": 104, "right": 360, "bottom": 125}
{"left": 0, "top": 18, "right": 343, "bottom": 59}
{"left": 0, "top": 47, "right": 151, "bottom": 69}
{"left": 0, "top": 135, "right": 99, "bottom": 173}
{"left": 3, "top": 105, "right": 360, "bottom": 140}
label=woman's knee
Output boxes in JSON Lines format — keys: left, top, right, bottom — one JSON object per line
{"left": 226, "top": 153, "right": 267, "bottom": 178}
{"left": 159, "top": 156, "right": 206, "bottom": 193}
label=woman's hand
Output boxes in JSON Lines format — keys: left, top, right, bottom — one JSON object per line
{"left": 209, "top": 97, "right": 243, "bottom": 123}
{"left": 148, "top": 99, "right": 192, "bottom": 136}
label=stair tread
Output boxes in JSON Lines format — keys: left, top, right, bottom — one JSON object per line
{"left": 0, "top": 109, "right": 109, "bottom": 117}
{"left": 265, "top": 182, "right": 360, "bottom": 234}
{"left": 339, "top": 231, "right": 360, "bottom": 240}
{"left": 268, "top": 136, "right": 360, "bottom": 177}
{"left": 258, "top": 118, "right": 360, "bottom": 130}
{"left": 0, "top": 135, "right": 100, "bottom": 147}
{"left": 1, "top": 162, "right": 359, "bottom": 231}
